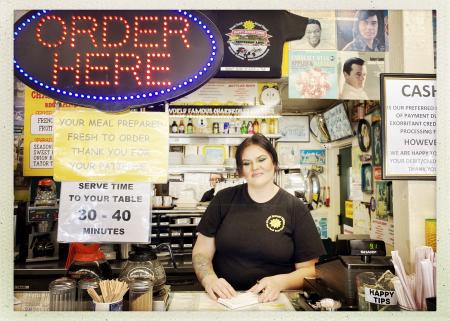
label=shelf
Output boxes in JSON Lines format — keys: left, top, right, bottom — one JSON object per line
{"left": 169, "top": 134, "right": 281, "bottom": 145}
{"left": 168, "top": 165, "right": 236, "bottom": 174}
{"left": 152, "top": 222, "right": 170, "bottom": 226}
{"left": 29, "top": 231, "right": 55, "bottom": 236}
{"left": 28, "top": 206, "right": 59, "bottom": 211}
{"left": 170, "top": 134, "right": 282, "bottom": 139}
{"left": 153, "top": 209, "right": 204, "bottom": 214}
{"left": 152, "top": 232, "right": 195, "bottom": 238}
{"left": 25, "top": 256, "right": 59, "bottom": 263}
{"left": 278, "top": 165, "right": 303, "bottom": 170}
{"left": 165, "top": 213, "right": 203, "bottom": 217}
{"left": 169, "top": 223, "right": 198, "bottom": 227}
{"left": 171, "top": 232, "right": 194, "bottom": 237}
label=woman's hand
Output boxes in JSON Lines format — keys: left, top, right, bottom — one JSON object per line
{"left": 203, "top": 275, "right": 237, "bottom": 300}
{"left": 248, "top": 276, "right": 282, "bottom": 303}
{"left": 247, "top": 259, "right": 318, "bottom": 303}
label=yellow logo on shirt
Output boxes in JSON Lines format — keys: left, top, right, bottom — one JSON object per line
{"left": 266, "top": 215, "right": 285, "bottom": 232}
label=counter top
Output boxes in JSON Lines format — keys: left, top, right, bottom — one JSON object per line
{"left": 14, "top": 291, "right": 308, "bottom": 312}
{"left": 168, "top": 291, "right": 299, "bottom": 311}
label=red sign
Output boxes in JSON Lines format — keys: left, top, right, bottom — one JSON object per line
{"left": 373, "top": 166, "right": 382, "bottom": 180}
{"left": 14, "top": 10, "right": 224, "bottom": 111}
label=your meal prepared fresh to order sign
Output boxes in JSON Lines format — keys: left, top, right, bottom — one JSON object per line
{"left": 53, "top": 110, "right": 169, "bottom": 183}
{"left": 58, "top": 182, "right": 151, "bottom": 243}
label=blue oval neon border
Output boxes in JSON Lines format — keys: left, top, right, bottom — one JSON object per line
{"left": 14, "top": 10, "right": 218, "bottom": 104}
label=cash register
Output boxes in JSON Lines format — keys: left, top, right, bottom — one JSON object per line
{"left": 302, "top": 237, "right": 394, "bottom": 310}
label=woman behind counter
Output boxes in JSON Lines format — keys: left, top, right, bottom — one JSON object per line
{"left": 192, "top": 134, "right": 325, "bottom": 303}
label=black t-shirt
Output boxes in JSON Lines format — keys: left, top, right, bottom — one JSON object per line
{"left": 204, "top": 10, "right": 308, "bottom": 78}
{"left": 197, "top": 184, "right": 325, "bottom": 290}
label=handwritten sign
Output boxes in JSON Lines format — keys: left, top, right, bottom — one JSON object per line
{"left": 58, "top": 182, "right": 151, "bottom": 243}
{"left": 53, "top": 110, "right": 168, "bottom": 182}
{"left": 381, "top": 74, "right": 436, "bottom": 179}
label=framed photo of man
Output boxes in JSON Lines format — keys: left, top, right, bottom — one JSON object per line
{"left": 289, "top": 10, "right": 337, "bottom": 50}
{"left": 338, "top": 51, "right": 385, "bottom": 100}
{"left": 336, "top": 10, "right": 388, "bottom": 52}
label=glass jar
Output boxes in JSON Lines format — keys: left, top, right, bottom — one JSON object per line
{"left": 129, "top": 278, "right": 154, "bottom": 311}
{"left": 49, "top": 277, "right": 76, "bottom": 311}
{"left": 356, "top": 271, "right": 399, "bottom": 311}
{"left": 77, "top": 278, "right": 99, "bottom": 311}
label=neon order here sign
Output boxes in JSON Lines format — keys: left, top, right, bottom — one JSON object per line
{"left": 14, "top": 10, "right": 224, "bottom": 111}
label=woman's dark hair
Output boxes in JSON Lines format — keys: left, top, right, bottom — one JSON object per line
{"left": 235, "top": 133, "right": 278, "bottom": 176}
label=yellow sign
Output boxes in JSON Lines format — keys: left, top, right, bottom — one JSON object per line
{"left": 281, "top": 43, "right": 289, "bottom": 77}
{"left": 345, "top": 200, "right": 353, "bottom": 219}
{"left": 23, "top": 86, "right": 84, "bottom": 176}
{"left": 53, "top": 110, "right": 168, "bottom": 183}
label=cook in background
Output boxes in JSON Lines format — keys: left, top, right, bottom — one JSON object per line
{"left": 192, "top": 134, "right": 325, "bottom": 302}
{"left": 200, "top": 174, "right": 225, "bottom": 202}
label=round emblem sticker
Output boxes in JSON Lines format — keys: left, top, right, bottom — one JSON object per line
{"left": 266, "top": 215, "right": 285, "bottom": 232}
{"left": 225, "top": 20, "right": 272, "bottom": 61}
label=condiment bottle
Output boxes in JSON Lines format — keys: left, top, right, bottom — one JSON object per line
{"left": 252, "top": 119, "right": 259, "bottom": 134}
{"left": 260, "top": 119, "right": 268, "bottom": 134}
{"left": 268, "top": 119, "right": 275, "bottom": 134}
{"left": 77, "top": 278, "right": 99, "bottom": 311}
{"left": 178, "top": 120, "right": 185, "bottom": 134}
{"left": 129, "top": 278, "right": 154, "bottom": 311}
{"left": 240, "top": 120, "right": 248, "bottom": 134}
{"left": 198, "top": 118, "right": 207, "bottom": 134}
{"left": 247, "top": 121, "right": 254, "bottom": 134}
{"left": 171, "top": 121, "right": 178, "bottom": 133}
{"left": 49, "top": 277, "right": 76, "bottom": 311}
{"left": 186, "top": 118, "right": 194, "bottom": 134}
{"left": 223, "top": 122, "right": 230, "bottom": 134}
{"left": 212, "top": 122, "right": 220, "bottom": 134}
{"left": 325, "top": 186, "right": 330, "bottom": 207}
